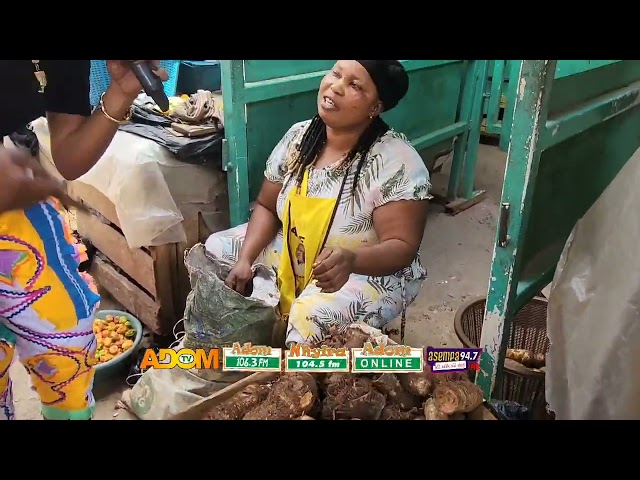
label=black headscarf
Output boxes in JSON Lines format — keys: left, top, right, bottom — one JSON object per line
{"left": 356, "top": 60, "right": 409, "bottom": 112}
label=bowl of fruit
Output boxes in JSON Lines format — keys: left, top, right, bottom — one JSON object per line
{"left": 92, "top": 310, "right": 143, "bottom": 383}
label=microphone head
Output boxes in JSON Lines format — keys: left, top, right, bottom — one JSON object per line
{"left": 154, "top": 95, "right": 170, "bottom": 112}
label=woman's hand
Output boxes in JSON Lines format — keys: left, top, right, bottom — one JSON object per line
{"left": 0, "top": 148, "right": 67, "bottom": 213}
{"left": 106, "top": 61, "right": 169, "bottom": 99}
{"left": 312, "top": 247, "right": 356, "bottom": 293}
{"left": 225, "top": 260, "right": 254, "bottom": 295}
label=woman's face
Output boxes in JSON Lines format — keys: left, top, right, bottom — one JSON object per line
{"left": 317, "top": 60, "right": 383, "bottom": 130}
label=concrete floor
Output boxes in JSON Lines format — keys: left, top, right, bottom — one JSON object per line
{"left": 9, "top": 143, "right": 508, "bottom": 420}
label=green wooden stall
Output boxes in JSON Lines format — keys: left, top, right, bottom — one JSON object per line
{"left": 481, "top": 60, "right": 625, "bottom": 152}
{"left": 475, "top": 59, "right": 640, "bottom": 401}
{"left": 219, "top": 60, "right": 492, "bottom": 227}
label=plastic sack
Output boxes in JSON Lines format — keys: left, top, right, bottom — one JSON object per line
{"left": 546, "top": 146, "right": 640, "bottom": 420}
{"left": 182, "top": 243, "right": 280, "bottom": 351}
{"left": 118, "top": 105, "right": 224, "bottom": 167}
{"left": 30, "top": 116, "right": 225, "bottom": 249}
{"left": 121, "top": 338, "right": 247, "bottom": 420}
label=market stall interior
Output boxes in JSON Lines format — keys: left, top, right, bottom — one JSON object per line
{"left": 14, "top": 59, "right": 634, "bottom": 421}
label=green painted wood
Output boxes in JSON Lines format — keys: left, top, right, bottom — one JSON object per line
{"left": 541, "top": 80, "right": 640, "bottom": 150}
{"left": 221, "top": 60, "right": 490, "bottom": 224}
{"left": 554, "top": 60, "right": 622, "bottom": 79}
{"left": 220, "top": 60, "right": 251, "bottom": 226}
{"left": 476, "top": 60, "right": 556, "bottom": 400}
{"left": 499, "top": 60, "right": 520, "bottom": 152}
{"left": 462, "top": 61, "right": 489, "bottom": 199}
{"left": 547, "top": 61, "right": 640, "bottom": 115}
{"left": 244, "top": 60, "right": 336, "bottom": 83}
{"left": 476, "top": 59, "right": 640, "bottom": 402}
{"left": 485, "top": 60, "right": 506, "bottom": 135}
{"left": 448, "top": 61, "right": 479, "bottom": 199}
{"left": 485, "top": 60, "right": 631, "bottom": 152}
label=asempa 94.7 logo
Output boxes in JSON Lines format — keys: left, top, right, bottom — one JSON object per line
{"left": 426, "top": 347, "right": 481, "bottom": 374}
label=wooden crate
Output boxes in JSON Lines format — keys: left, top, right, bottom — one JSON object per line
{"left": 68, "top": 181, "right": 217, "bottom": 336}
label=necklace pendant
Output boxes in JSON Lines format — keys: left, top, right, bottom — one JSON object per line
{"left": 32, "top": 60, "right": 47, "bottom": 93}
{"left": 34, "top": 70, "right": 47, "bottom": 93}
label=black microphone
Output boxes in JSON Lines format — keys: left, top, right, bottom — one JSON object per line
{"left": 128, "top": 60, "right": 170, "bottom": 112}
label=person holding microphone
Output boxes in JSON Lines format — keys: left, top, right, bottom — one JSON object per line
{"left": 0, "top": 60, "right": 167, "bottom": 420}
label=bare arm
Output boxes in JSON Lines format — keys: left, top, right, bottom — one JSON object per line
{"left": 351, "top": 199, "right": 429, "bottom": 276}
{"left": 44, "top": 60, "right": 167, "bottom": 181}
{"left": 47, "top": 87, "right": 137, "bottom": 180}
{"left": 237, "top": 179, "right": 282, "bottom": 265}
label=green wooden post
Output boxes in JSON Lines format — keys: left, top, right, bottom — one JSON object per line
{"left": 498, "top": 60, "right": 520, "bottom": 152}
{"left": 443, "top": 60, "right": 490, "bottom": 212}
{"left": 220, "top": 60, "right": 251, "bottom": 227}
{"left": 461, "top": 60, "right": 489, "bottom": 200}
{"left": 447, "top": 60, "right": 479, "bottom": 199}
{"left": 475, "top": 60, "right": 557, "bottom": 400}
{"left": 485, "top": 60, "right": 506, "bottom": 135}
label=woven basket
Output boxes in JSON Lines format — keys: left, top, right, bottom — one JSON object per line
{"left": 454, "top": 296, "right": 550, "bottom": 416}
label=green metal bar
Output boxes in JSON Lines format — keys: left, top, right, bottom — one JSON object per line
{"left": 540, "top": 80, "right": 640, "bottom": 150}
{"left": 220, "top": 60, "right": 251, "bottom": 227}
{"left": 448, "top": 60, "right": 479, "bottom": 199}
{"left": 242, "top": 60, "right": 463, "bottom": 104}
{"left": 461, "top": 60, "right": 489, "bottom": 199}
{"left": 485, "top": 61, "right": 505, "bottom": 134}
{"left": 499, "top": 60, "right": 521, "bottom": 152}
{"left": 412, "top": 121, "right": 467, "bottom": 152}
{"left": 475, "top": 60, "right": 557, "bottom": 401}
{"left": 243, "top": 70, "right": 326, "bottom": 103}
{"left": 514, "top": 267, "right": 555, "bottom": 312}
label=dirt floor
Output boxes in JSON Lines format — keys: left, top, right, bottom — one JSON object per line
{"left": 8, "top": 143, "right": 508, "bottom": 420}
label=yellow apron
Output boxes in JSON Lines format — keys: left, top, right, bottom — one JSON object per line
{"left": 273, "top": 167, "right": 347, "bottom": 345}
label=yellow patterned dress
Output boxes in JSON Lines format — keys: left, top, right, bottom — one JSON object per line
{"left": 0, "top": 198, "right": 99, "bottom": 420}
{"left": 205, "top": 120, "right": 431, "bottom": 346}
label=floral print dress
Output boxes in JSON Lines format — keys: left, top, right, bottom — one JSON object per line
{"left": 205, "top": 120, "right": 432, "bottom": 346}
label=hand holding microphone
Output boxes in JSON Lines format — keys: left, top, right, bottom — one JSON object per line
{"left": 105, "top": 60, "right": 170, "bottom": 111}
{"left": 128, "top": 60, "right": 170, "bottom": 112}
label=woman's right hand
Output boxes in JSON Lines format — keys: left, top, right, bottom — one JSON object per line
{"left": 0, "top": 147, "right": 67, "bottom": 213}
{"left": 225, "top": 260, "right": 254, "bottom": 295}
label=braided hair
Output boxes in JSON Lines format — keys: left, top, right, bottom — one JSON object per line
{"left": 288, "top": 114, "right": 390, "bottom": 200}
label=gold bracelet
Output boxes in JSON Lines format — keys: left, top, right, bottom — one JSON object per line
{"left": 97, "top": 92, "right": 132, "bottom": 124}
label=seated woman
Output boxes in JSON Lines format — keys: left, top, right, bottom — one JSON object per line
{"left": 205, "top": 60, "right": 431, "bottom": 346}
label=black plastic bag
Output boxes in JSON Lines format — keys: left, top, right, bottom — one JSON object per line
{"left": 117, "top": 105, "right": 224, "bottom": 167}
{"left": 489, "top": 400, "right": 532, "bottom": 420}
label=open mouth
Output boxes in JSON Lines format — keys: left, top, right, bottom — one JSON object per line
{"left": 322, "top": 96, "right": 338, "bottom": 110}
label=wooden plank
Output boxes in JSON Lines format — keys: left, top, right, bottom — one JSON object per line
{"left": 441, "top": 190, "right": 488, "bottom": 215}
{"left": 91, "top": 255, "right": 163, "bottom": 334}
{"left": 152, "top": 243, "right": 177, "bottom": 326}
{"left": 77, "top": 211, "right": 156, "bottom": 297}
{"left": 175, "top": 214, "right": 198, "bottom": 319}
{"left": 170, "top": 372, "right": 274, "bottom": 420}
{"left": 174, "top": 211, "right": 220, "bottom": 319}
{"left": 67, "top": 181, "right": 120, "bottom": 228}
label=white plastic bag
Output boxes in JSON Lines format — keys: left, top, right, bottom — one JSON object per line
{"left": 546, "top": 146, "right": 640, "bottom": 420}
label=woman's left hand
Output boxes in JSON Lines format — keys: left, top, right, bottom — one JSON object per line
{"left": 106, "top": 60, "right": 169, "bottom": 98}
{"left": 312, "top": 247, "right": 356, "bottom": 293}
